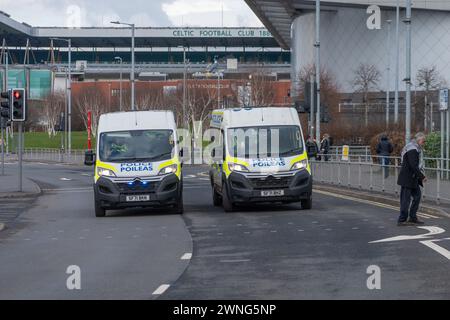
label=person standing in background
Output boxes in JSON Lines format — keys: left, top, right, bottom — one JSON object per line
{"left": 306, "top": 136, "right": 319, "bottom": 160}
{"left": 376, "top": 134, "right": 394, "bottom": 178}
{"left": 320, "top": 134, "right": 330, "bottom": 161}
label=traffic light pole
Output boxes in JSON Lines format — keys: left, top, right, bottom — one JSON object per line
{"left": 1, "top": 118, "right": 4, "bottom": 176}
{"left": 18, "top": 122, "right": 23, "bottom": 192}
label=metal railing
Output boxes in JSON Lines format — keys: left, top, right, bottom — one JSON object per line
{"left": 329, "top": 146, "right": 371, "bottom": 161}
{"left": 6, "top": 148, "right": 85, "bottom": 164}
{"left": 311, "top": 155, "right": 450, "bottom": 205}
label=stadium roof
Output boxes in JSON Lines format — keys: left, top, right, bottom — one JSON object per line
{"left": 244, "top": 0, "right": 450, "bottom": 49}
{"left": 0, "top": 11, "right": 279, "bottom": 48}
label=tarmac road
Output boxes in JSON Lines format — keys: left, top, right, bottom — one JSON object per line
{"left": 1, "top": 162, "right": 450, "bottom": 299}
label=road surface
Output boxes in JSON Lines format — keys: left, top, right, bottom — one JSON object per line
{"left": 1, "top": 162, "right": 450, "bottom": 299}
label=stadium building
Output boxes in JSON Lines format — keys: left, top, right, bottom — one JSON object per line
{"left": 0, "top": 10, "right": 291, "bottom": 101}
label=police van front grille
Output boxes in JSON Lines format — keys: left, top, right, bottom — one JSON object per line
{"left": 117, "top": 182, "right": 159, "bottom": 193}
{"left": 249, "top": 176, "right": 293, "bottom": 189}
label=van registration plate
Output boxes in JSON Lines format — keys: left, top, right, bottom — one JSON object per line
{"left": 260, "top": 190, "right": 285, "bottom": 197}
{"left": 126, "top": 195, "right": 151, "bottom": 202}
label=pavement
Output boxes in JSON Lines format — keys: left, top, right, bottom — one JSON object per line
{"left": 1, "top": 162, "right": 450, "bottom": 299}
{"left": 0, "top": 172, "right": 41, "bottom": 198}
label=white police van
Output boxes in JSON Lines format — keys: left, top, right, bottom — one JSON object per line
{"left": 85, "top": 111, "right": 183, "bottom": 217}
{"left": 209, "top": 107, "right": 312, "bottom": 212}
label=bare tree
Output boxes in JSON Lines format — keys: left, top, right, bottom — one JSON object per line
{"left": 248, "top": 71, "right": 276, "bottom": 106}
{"left": 416, "top": 65, "right": 446, "bottom": 131}
{"left": 41, "top": 91, "right": 65, "bottom": 137}
{"left": 73, "top": 86, "right": 109, "bottom": 137}
{"left": 136, "top": 86, "right": 165, "bottom": 111}
{"left": 298, "top": 64, "right": 342, "bottom": 137}
{"left": 353, "top": 63, "right": 381, "bottom": 126}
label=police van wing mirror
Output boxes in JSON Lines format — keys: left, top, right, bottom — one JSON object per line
{"left": 84, "top": 150, "right": 96, "bottom": 166}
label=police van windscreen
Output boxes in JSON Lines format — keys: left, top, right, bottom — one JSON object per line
{"left": 227, "top": 126, "right": 303, "bottom": 159}
{"left": 99, "top": 130, "right": 174, "bottom": 163}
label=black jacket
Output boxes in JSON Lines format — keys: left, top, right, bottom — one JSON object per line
{"left": 376, "top": 138, "right": 393, "bottom": 156}
{"left": 306, "top": 140, "right": 319, "bottom": 158}
{"left": 397, "top": 149, "right": 425, "bottom": 189}
{"left": 320, "top": 138, "right": 330, "bottom": 154}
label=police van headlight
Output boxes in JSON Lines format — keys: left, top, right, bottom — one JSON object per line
{"left": 291, "top": 160, "right": 308, "bottom": 171}
{"left": 228, "top": 163, "right": 249, "bottom": 173}
{"left": 97, "top": 167, "right": 116, "bottom": 177}
{"left": 158, "top": 164, "right": 178, "bottom": 175}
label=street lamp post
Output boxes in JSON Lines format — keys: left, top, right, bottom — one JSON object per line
{"left": 405, "top": 0, "right": 412, "bottom": 144}
{"left": 51, "top": 38, "right": 72, "bottom": 154}
{"left": 114, "top": 57, "right": 123, "bottom": 111}
{"left": 183, "top": 47, "right": 187, "bottom": 127}
{"left": 111, "top": 21, "right": 135, "bottom": 111}
{"left": 386, "top": 20, "right": 392, "bottom": 129}
{"left": 394, "top": 0, "right": 400, "bottom": 124}
{"left": 315, "top": 0, "right": 321, "bottom": 143}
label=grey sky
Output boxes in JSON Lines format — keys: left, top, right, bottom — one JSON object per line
{"left": 0, "top": 0, "right": 263, "bottom": 27}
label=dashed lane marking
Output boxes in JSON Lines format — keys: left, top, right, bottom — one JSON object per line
{"left": 152, "top": 284, "right": 170, "bottom": 295}
{"left": 181, "top": 253, "right": 192, "bottom": 260}
{"left": 42, "top": 188, "right": 93, "bottom": 193}
{"left": 315, "top": 189, "right": 440, "bottom": 219}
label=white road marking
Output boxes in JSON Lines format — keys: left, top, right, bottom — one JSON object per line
{"left": 315, "top": 189, "right": 440, "bottom": 219}
{"left": 298, "top": 229, "right": 304, "bottom": 232}
{"left": 152, "top": 284, "right": 170, "bottom": 295}
{"left": 43, "top": 188, "right": 93, "bottom": 193}
{"left": 370, "top": 226, "right": 446, "bottom": 244}
{"left": 184, "top": 185, "right": 209, "bottom": 189}
{"left": 181, "top": 253, "right": 192, "bottom": 260}
{"left": 420, "top": 238, "right": 450, "bottom": 260}
{"left": 60, "top": 178, "right": 72, "bottom": 181}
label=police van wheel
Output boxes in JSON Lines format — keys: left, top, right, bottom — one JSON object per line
{"left": 222, "top": 183, "right": 235, "bottom": 212}
{"left": 212, "top": 187, "right": 222, "bottom": 206}
{"left": 301, "top": 196, "right": 312, "bottom": 210}
{"left": 173, "top": 201, "right": 184, "bottom": 214}
{"left": 95, "top": 201, "right": 106, "bottom": 217}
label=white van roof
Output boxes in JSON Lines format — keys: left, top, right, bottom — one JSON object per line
{"left": 211, "top": 107, "right": 300, "bottom": 128}
{"left": 98, "top": 111, "right": 177, "bottom": 133}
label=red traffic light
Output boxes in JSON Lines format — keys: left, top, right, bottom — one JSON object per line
{"left": 13, "top": 91, "right": 21, "bottom": 99}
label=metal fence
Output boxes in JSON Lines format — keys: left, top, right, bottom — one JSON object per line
{"left": 5, "top": 148, "right": 85, "bottom": 165}
{"left": 329, "top": 146, "right": 371, "bottom": 161}
{"left": 311, "top": 155, "right": 450, "bottom": 205}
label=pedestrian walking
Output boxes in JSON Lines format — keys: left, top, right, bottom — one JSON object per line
{"left": 376, "top": 134, "right": 394, "bottom": 178}
{"left": 397, "top": 132, "right": 427, "bottom": 226}
{"left": 320, "top": 134, "right": 330, "bottom": 161}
